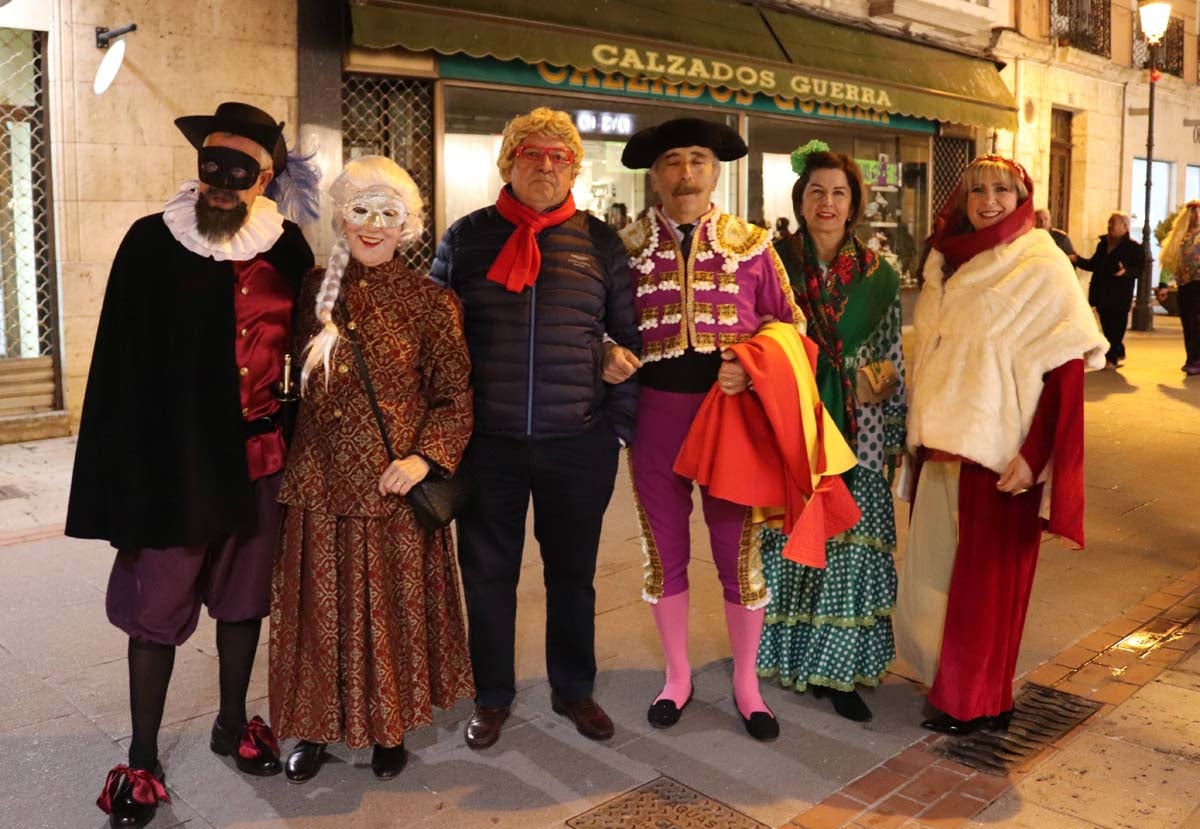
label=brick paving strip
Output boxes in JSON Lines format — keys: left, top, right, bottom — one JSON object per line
{"left": 782, "top": 565, "right": 1200, "bottom": 829}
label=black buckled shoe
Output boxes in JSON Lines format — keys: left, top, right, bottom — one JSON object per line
{"left": 97, "top": 763, "right": 169, "bottom": 828}
{"left": 811, "top": 685, "right": 873, "bottom": 722}
{"left": 371, "top": 743, "right": 407, "bottom": 779}
{"left": 210, "top": 715, "right": 282, "bottom": 777}
{"left": 284, "top": 740, "right": 329, "bottom": 783}
{"left": 647, "top": 691, "right": 692, "bottom": 729}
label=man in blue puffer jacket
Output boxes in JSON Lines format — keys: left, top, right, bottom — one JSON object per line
{"left": 431, "top": 107, "right": 640, "bottom": 750}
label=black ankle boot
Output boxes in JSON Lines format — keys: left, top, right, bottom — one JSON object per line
{"left": 371, "top": 743, "right": 407, "bottom": 779}
{"left": 285, "top": 740, "right": 329, "bottom": 784}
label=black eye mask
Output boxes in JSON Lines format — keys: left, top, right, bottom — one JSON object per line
{"left": 197, "top": 146, "right": 262, "bottom": 191}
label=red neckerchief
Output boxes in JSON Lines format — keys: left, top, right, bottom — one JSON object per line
{"left": 487, "top": 186, "right": 577, "bottom": 293}
{"left": 929, "top": 156, "right": 1036, "bottom": 272}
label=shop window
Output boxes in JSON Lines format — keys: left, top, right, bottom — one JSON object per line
{"left": 1186, "top": 165, "right": 1200, "bottom": 203}
{"left": 1131, "top": 157, "right": 1172, "bottom": 284}
{"left": 441, "top": 85, "right": 738, "bottom": 233}
{"left": 0, "top": 28, "right": 57, "bottom": 415}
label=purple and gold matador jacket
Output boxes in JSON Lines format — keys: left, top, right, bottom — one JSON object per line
{"left": 619, "top": 206, "right": 803, "bottom": 361}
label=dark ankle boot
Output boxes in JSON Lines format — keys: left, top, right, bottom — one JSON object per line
{"left": 371, "top": 743, "right": 407, "bottom": 779}
{"left": 285, "top": 740, "right": 329, "bottom": 784}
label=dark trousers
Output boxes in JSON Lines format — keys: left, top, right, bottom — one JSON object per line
{"left": 456, "top": 426, "right": 619, "bottom": 707}
{"left": 1179, "top": 282, "right": 1200, "bottom": 366}
{"left": 1096, "top": 304, "right": 1129, "bottom": 363}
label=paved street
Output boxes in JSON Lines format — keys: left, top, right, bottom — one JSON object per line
{"left": 0, "top": 317, "right": 1198, "bottom": 829}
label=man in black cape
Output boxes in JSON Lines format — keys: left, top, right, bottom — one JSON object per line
{"left": 67, "top": 102, "right": 314, "bottom": 828}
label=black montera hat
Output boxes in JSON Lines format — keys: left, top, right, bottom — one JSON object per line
{"left": 621, "top": 118, "right": 748, "bottom": 169}
{"left": 175, "top": 101, "right": 287, "bottom": 175}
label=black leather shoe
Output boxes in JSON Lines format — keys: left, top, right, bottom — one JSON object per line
{"left": 99, "top": 763, "right": 168, "bottom": 828}
{"left": 371, "top": 743, "right": 407, "bottom": 779}
{"left": 551, "top": 691, "right": 614, "bottom": 740}
{"left": 921, "top": 711, "right": 1003, "bottom": 736}
{"left": 464, "top": 705, "right": 511, "bottom": 749}
{"left": 210, "top": 715, "right": 282, "bottom": 776}
{"left": 811, "top": 685, "right": 873, "bottom": 722}
{"left": 647, "top": 691, "right": 693, "bottom": 729}
{"left": 284, "top": 740, "right": 329, "bottom": 783}
{"left": 734, "top": 695, "right": 779, "bottom": 742}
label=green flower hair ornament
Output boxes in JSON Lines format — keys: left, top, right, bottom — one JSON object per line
{"left": 790, "top": 139, "right": 830, "bottom": 176}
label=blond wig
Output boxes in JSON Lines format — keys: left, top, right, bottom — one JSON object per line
{"left": 955, "top": 157, "right": 1030, "bottom": 213}
{"left": 300, "top": 155, "right": 424, "bottom": 392}
{"left": 496, "top": 107, "right": 584, "bottom": 181}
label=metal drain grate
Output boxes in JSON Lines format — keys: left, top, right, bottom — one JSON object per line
{"left": 566, "top": 776, "right": 770, "bottom": 829}
{"left": 936, "top": 683, "right": 1102, "bottom": 776}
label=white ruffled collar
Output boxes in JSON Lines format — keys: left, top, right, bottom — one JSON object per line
{"left": 162, "top": 180, "right": 285, "bottom": 261}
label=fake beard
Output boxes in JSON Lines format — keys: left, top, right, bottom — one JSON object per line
{"left": 194, "top": 191, "right": 250, "bottom": 241}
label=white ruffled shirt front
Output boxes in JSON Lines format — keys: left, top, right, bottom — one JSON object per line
{"left": 162, "top": 180, "right": 284, "bottom": 262}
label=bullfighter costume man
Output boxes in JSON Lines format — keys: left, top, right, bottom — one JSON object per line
{"left": 67, "top": 102, "right": 315, "bottom": 828}
{"left": 618, "top": 118, "right": 804, "bottom": 741}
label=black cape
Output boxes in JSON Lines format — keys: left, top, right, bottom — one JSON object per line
{"left": 65, "top": 213, "right": 313, "bottom": 549}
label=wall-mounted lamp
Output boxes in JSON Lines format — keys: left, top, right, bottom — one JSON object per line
{"left": 93, "top": 23, "right": 137, "bottom": 96}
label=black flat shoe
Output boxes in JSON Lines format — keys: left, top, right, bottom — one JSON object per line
{"left": 647, "top": 691, "right": 693, "bottom": 729}
{"left": 733, "top": 695, "right": 779, "bottom": 742}
{"left": 98, "top": 763, "right": 168, "bottom": 828}
{"left": 371, "top": 743, "right": 407, "bottom": 779}
{"left": 921, "top": 711, "right": 992, "bottom": 736}
{"left": 210, "top": 715, "right": 282, "bottom": 776}
{"left": 285, "top": 740, "right": 329, "bottom": 784}
{"left": 811, "top": 685, "right": 873, "bottom": 722}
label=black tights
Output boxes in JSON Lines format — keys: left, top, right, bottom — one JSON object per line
{"left": 126, "top": 619, "right": 262, "bottom": 769}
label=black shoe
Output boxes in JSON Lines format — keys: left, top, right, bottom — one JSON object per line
{"left": 98, "top": 763, "right": 168, "bottom": 828}
{"left": 811, "top": 685, "right": 873, "bottom": 722}
{"left": 922, "top": 711, "right": 992, "bottom": 736}
{"left": 371, "top": 743, "right": 407, "bottom": 779}
{"left": 733, "top": 695, "right": 779, "bottom": 742}
{"left": 647, "top": 691, "right": 693, "bottom": 729}
{"left": 464, "top": 704, "right": 511, "bottom": 749}
{"left": 210, "top": 715, "right": 282, "bottom": 777}
{"left": 284, "top": 740, "right": 329, "bottom": 784}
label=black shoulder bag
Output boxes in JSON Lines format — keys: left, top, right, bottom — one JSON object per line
{"left": 338, "top": 297, "right": 473, "bottom": 530}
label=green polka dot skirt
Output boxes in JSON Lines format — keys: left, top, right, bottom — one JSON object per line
{"left": 757, "top": 468, "right": 898, "bottom": 692}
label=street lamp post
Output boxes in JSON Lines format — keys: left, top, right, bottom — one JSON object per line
{"left": 1133, "top": 0, "right": 1171, "bottom": 332}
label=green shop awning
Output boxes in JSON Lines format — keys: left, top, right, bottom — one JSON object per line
{"left": 351, "top": 0, "right": 1017, "bottom": 130}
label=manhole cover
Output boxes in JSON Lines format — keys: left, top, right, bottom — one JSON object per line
{"left": 936, "top": 683, "right": 1102, "bottom": 776}
{"left": 566, "top": 776, "right": 770, "bottom": 829}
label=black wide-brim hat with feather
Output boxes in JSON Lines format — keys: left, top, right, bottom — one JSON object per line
{"left": 175, "top": 101, "right": 287, "bottom": 176}
{"left": 621, "top": 118, "right": 747, "bottom": 169}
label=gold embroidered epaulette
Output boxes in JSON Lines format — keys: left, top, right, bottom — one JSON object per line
{"left": 707, "top": 214, "right": 772, "bottom": 274}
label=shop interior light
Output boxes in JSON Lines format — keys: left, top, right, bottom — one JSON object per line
{"left": 1138, "top": 0, "right": 1171, "bottom": 44}
{"left": 93, "top": 23, "right": 137, "bottom": 96}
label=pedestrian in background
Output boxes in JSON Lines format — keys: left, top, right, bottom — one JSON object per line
{"left": 269, "top": 156, "right": 475, "bottom": 783}
{"left": 757, "top": 141, "right": 906, "bottom": 723}
{"left": 1072, "top": 211, "right": 1144, "bottom": 369}
{"left": 897, "top": 156, "right": 1106, "bottom": 736}
{"left": 1158, "top": 200, "right": 1200, "bottom": 375}
{"left": 1034, "top": 208, "right": 1075, "bottom": 258}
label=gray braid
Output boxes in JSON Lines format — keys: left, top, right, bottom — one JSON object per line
{"left": 299, "top": 236, "right": 351, "bottom": 392}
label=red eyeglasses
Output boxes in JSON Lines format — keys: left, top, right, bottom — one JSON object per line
{"left": 513, "top": 144, "right": 576, "bottom": 167}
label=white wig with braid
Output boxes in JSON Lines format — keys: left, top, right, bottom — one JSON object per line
{"left": 300, "top": 156, "right": 424, "bottom": 392}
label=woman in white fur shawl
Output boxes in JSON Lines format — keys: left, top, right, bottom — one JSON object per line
{"left": 894, "top": 156, "right": 1106, "bottom": 736}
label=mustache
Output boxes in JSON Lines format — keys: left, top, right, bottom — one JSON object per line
{"left": 672, "top": 184, "right": 703, "bottom": 196}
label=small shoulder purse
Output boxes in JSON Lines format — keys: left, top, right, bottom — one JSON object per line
{"left": 338, "top": 297, "right": 473, "bottom": 530}
{"left": 855, "top": 359, "right": 900, "bottom": 405}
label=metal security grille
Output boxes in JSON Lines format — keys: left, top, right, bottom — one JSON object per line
{"left": 0, "top": 29, "right": 57, "bottom": 415}
{"left": 1049, "top": 0, "right": 1111, "bottom": 59}
{"left": 1133, "top": 16, "right": 1185, "bottom": 78}
{"left": 932, "top": 136, "right": 973, "bottom": 217}
{"left": 342, "top": 75, "right": 435, "bottom": 272}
